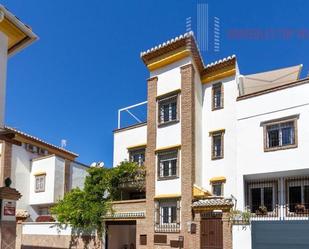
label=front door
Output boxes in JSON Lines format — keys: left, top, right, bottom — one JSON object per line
{"left": 201, "top": 215, "right": 223, "bottom": 249}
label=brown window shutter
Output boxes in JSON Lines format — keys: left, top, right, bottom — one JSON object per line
{"left": 154, "top": 234, "right": 167, "bottom": 244}
{"left": 140, "top": 235, "right": 147, "bottom": 245}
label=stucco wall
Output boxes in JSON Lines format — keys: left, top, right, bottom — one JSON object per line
{"left": 0, "top": 31, "right": 7, "bottom": 127}
{"left": 233, "top": 225, "right": 252, "bottom": 249}
{"left": 236, "top": 83, "right": 309, "bottom": 209}
{"left": 201, "top": 76, "right": 238, "bottom": 197}
{"left": 113, "top": 124, "right": 147, "bottom": 167}
{"left": 29, "top": 155, "right": 57, "bottom": 205}
{"left": 70, "top": 161, "right": 88, "bottom": 190}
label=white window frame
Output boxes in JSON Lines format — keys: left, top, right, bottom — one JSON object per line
{"left": 159, "top": 201, "right": 177, "bottom": 225}
{"left": 35, "top": 175, "right": 46, "bottom": 193}
{"left": 158, "top": 95, "right": 178, "bottom": 125}
{"left": 157, "top": 150, "right": 178, "bottom": 179}
{"left": 261, "top": 115, "right": 299, "bottom": 152}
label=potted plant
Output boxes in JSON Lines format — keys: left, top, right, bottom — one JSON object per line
{"left": 295, "top": 204, "right": 305, "bottom": 214}
{"left": 256, "top": 205, "right": 268, "bottom": 215}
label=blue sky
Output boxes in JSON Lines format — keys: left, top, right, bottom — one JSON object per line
{"left": 3, "top": 0, "right": 309, "bottom": 166}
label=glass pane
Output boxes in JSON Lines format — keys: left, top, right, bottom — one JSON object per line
{"left": 171, "top": 102, "right": 177, "bottom": 120}
{"left": 251, "top": 188, "right": 261, "bottom": 213}
{"left": 162, "top": 207, "right": 169, "bottom": 223}
{"left": 163, "top": 161, "right": 169, "bottom": 177}
{"left": 163, "top": 104, "right": 170, "bottom": 122}
{"left": 171, "top": 159, "right": 177, "bottom": 176}
{"left": 264, "top": 187, "right": 273, "bottom": 211}
{"left": 268, "top": 129, "right": 280, "bottom": 147}
{"left": 213, "top": 85, "right": 222, "bottom": 108}
{"left": 171, "top": 206, "right": 177, "bottom": 223}
{"left": 281, "top": 123, "right": 294, "bottom": 145}
{"left": 289, "top": 186, "right": 301, "bottom": 212}
{"left": 213, "top": 135, "right": 222, "bottom": 157}
{"left": 304, "top": 186, "right": 309, "bottom": 209}
{"left": 213, "top": 184, "right": 222, "bottom": 196}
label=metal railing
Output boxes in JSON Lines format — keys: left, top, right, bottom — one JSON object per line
{"left": 155, "top": 223, "right": 180, "bottom": 233}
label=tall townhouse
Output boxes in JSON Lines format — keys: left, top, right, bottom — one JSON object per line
{"left": 109, "top": 32, "right": 309, "bottom": 249}
{"left": 0, "top": 126, "right": 88, "bottom": 221}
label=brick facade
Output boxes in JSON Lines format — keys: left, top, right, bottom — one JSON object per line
{"left": 143, "top": 76, "right": 158, "bottom": 248}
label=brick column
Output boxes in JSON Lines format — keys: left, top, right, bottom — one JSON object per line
{"left": 144, "top": 76, "right": 158, "bottom": 248}
{"left": 222, "top": 212, "right": 232, "bottom": 249}
{"left": 180, "top": 64, "right": 196, "bottom": 249}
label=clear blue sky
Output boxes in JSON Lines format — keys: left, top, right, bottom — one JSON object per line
{"left": 3, "top": 0, "right": 309, "bottom": 166}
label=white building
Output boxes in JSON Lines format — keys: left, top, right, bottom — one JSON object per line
{"left": 0, "top": 126, "right": 88, "bottom": 221}
{"left": 110, "top": 32, "right": 309, "bottom": 249}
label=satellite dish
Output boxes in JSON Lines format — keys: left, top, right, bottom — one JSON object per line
{"left": 90, "top": 162, "right": 97, "bottom": 167}
{"left": 98, "top": 162, "right": 104, "bottom": 168}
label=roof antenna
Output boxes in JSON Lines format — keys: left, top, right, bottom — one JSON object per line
{"left": 61, "top": 139, "right": 67, "bottom": 148}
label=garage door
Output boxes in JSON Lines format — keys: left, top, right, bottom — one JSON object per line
{"left": 252, "top": 221, "right": 309, "bottom": 249}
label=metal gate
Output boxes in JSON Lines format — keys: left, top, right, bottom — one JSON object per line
{"left": 201, "top": 215, "right": 223, "bottom": 249}
{"left": 252, "top": 221, "right": 309, "bottom": 249}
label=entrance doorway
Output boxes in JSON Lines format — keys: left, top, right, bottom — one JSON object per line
{"left": 201, "top": 213, "right": 223, "bottom": 249}
{"left": 106, "top": 221, "right": 136, "bottom": 249}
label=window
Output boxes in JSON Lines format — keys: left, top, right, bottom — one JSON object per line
{"left": 210, "top": 130, "right": 224, "bottom": 159}
{"left": 212, "top": 182, "right": 223, "bottom": 196}
{"left": 158, "top": 95, "right": 178, "bottom": 125}
{"left": 129, "top": 148, "right": 145, "bottom": 166}
{"left": 155, "top": 199, "right": 180, "bottom": 233}
{"left": 157, "top": 150, "right": 178, "bottom": 179}
{"left": 287, "top": 179, "right": 309, "bottom": 213}
{"left": 247, "top": 181, "right": 277, "bottom": 214}
{"left": 212, "top": 83, "right": 223, "bottom": 110}
{"left": 35, "top": 175, "right": 46, "bottom": 192}
{"left": 262, "top": 115, "right": 298, "bottom": 151}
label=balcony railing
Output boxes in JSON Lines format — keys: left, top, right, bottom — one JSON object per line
{"left": 155, "top": 223, "right": 180, "bottom": 233}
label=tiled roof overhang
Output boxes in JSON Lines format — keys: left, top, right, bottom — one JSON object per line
{"left": 0, "top": 5, "right": 38, "bottom": 56}
{"left": 4, "top": 126, "right": 79, "bottom": 160}
{"left": 140, "top": 32, "right": 205, "bottom": 73}
{"left": 193, "top": 198, "right": 234, "bottom": 212}
{"left": 140, "top": 32, "right": 236, "bottom": 83}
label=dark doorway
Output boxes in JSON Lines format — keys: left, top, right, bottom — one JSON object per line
{"left": 201, "top": 214, "right": 223, "bottom": 249}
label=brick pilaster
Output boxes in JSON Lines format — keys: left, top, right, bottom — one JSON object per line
{"left": 180, "top": 64, "right": 196, "bottom": 249}
{"left": 144, "top": 76, "right": 158, "bottom": 248}
{"left": 64, "top": 160, "right": 71, "bottom": 193}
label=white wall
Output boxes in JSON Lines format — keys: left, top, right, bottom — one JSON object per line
{"left": 201, "top": 76, "right": 238, "bottom": 197}
{"left": 153, "top": 58, "right": 195, "bottom": 196}
{"left": 11, "top": 144, "right": 36, "bottom": 211}
{"left": 233, "top": 225, "right": 252, "bottom": 249}
{"left": 236, "top": 83, "right": 309, "bottom": 209}
{"left": 0, "top": 31, "right": 8, "bottom": 127}
{"left": 29, "top": 155, "right": 57, "bottom": 205}
{"left": 54, "top": 157, "right": 65, "bottom": 202}
{"left": 70, "top": 162, "right": 88, "bottom": 190}
{"left": 113, "top": 124, "right": 147, "bottom": 167}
